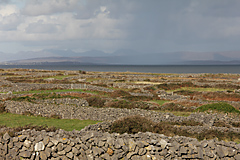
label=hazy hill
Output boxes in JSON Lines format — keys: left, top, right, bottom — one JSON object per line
{"left": 1, "top": 50, "right": 240, "bottom": 65}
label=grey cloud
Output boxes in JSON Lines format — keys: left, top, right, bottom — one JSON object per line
{"left": 2, "top": 0, "right": 240, "bottom": 54}
{"left": 0, "top": 13, "right": 22, "bottom": 31}
{"left": 25, "top": 21, "right": 58, "bottom": 34}
{"left": 21, "top": 0, "right": 79, "bottom": 16}
{"left": 74, "top": 0, "right": 139, "bottom": 19}
{"left": 0, "top": 0, "right": 11, "bottom": 4}
{"left": 185, "top": 0, "right": 240, "bottom": 18}
{"left": 21, "top": 0, "right": 240, "bottom": 52}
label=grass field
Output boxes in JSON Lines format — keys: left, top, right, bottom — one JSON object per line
{"left": 0, "top": 113, "right": 101, "bottom": 131}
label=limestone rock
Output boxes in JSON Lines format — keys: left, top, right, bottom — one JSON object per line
{"left": 35, "top": 142, "right": 45, "bottom": 151}
{"left": 19, "top": 151, "right": 31, "bottom": 158}
{"left": 3, "top": 133, "right": 10, "bottom": 141}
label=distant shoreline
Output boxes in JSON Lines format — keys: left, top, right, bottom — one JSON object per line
{"left": 0, "top": 64, "right": 240, "bottom": 74}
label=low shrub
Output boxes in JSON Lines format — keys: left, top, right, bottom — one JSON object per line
{"left": 109, "top": 115, "right": 240, "bottom": 142}
{"left": 106, "top": 100, "right": 159, "bottom": 110}
{"left": 170, "top": 120, "right": 202, "bottom": 126}
{"left": 0, "top": 104, "right": 6, "bottom": 113}
{"left": 109, "top": 115, "right": 160, "bottom": 134}
{"left": 123, "top": 95, "right": 153, "bottom": 101}
{"left": 49, "top": 114, "right": 62, "bottom": 119}
{"left": 22, "top": 111, "right": 34, "bottom": 116}
{"left": 196, "top": 102, "right": 240, "bottom": 114}
{"left": 213, "top": 121, "right": 231, "bottom": 128}
{"left": 110, "top": 90, "right": 131, "bottom": 98}
{"left": 12, "top": 96, "right": 36, "bottom": 102}
{"left": 157, "top": 81, "right": 196, "bottom": 90}
{"left": 79, "top": 70, "right": 86, "bottom": 74}
{"left": 231, "top": 122, "right": 240, "bottom": 128}
{"left": 86, "top": 96, "right": 106, "bottom": 107}
{"left": 161, "top": 103, "right": 194, "bottom": 112}
{"left": 107, "top": 100, "right": 133, "bottom": 109}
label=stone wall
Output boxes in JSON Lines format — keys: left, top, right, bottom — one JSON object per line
{"left": 4, "top": 100, "right": 240, "bottom": 135}
{"left": 1, "top": 128, "right": 240, "bottom": 159}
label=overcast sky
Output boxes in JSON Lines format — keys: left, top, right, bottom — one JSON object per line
{"left": 1, "top": 0, "right": 240, "bottom": 54}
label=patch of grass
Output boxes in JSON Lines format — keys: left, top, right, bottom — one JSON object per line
{"left": 43, "top": 75, "right": 72, "bottom": 80}
{"left": 0, "top": 113, "right": 101, "bottom": 131}
{"left": 175, "top": 90, "right": 240, "bottom": 102}
{"left": 86, "top": 78, "right": 103, "bottom": 82}
{"left": 151, "top": 100, "right": 168, "bottom": 106}
{"left": 11, "top": 96, "right": 36, "bottom": 102}
{"left": 196, "top": 102, "right": 240, "bottom": 114}
{"left": 172, "top": 87, "right": 229, "bottom": 92}
{"left": 133, "top": 81, "right": 161, "bottom": 85}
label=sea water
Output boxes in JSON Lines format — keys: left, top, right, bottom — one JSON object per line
{"left": 0, "top": 65, "right": 240, "bottom": 74}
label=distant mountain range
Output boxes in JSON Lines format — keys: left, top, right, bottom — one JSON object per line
{"left": 1, "top": 49, "right": 240, "bottom": 65}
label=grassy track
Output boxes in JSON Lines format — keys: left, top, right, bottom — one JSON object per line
{"left": 0, "top": 113, "right": 101, "bottom": 131}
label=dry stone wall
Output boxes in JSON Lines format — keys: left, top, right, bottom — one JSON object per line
{"left": 4, "top": 100, "right": 240, "bottom": 135}
{"left": 1, "top": 128, "right": 240, "bottom": 159}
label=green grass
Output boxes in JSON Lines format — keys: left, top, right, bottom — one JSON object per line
{"left": 171, "top": 87, "right": 229, "bottom": 92}
{"left": 151, "top": 100, "right": 168, "bottom": 106}
{"left": 43, "top": 75, "right": 72, "bottom": 80}
{"left": 0, "top": 113, "right": 101, "bottom": 131}
{"left": 196, "top": 102, "right": 240, "bottom": 114}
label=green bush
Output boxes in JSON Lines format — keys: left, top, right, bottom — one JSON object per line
{"left": 196, "top": 102, "right": 240, "bottom": 114}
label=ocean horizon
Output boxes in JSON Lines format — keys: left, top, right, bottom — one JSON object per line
{"left": 0, "top": 64, "right": 240, "bottom": 74}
